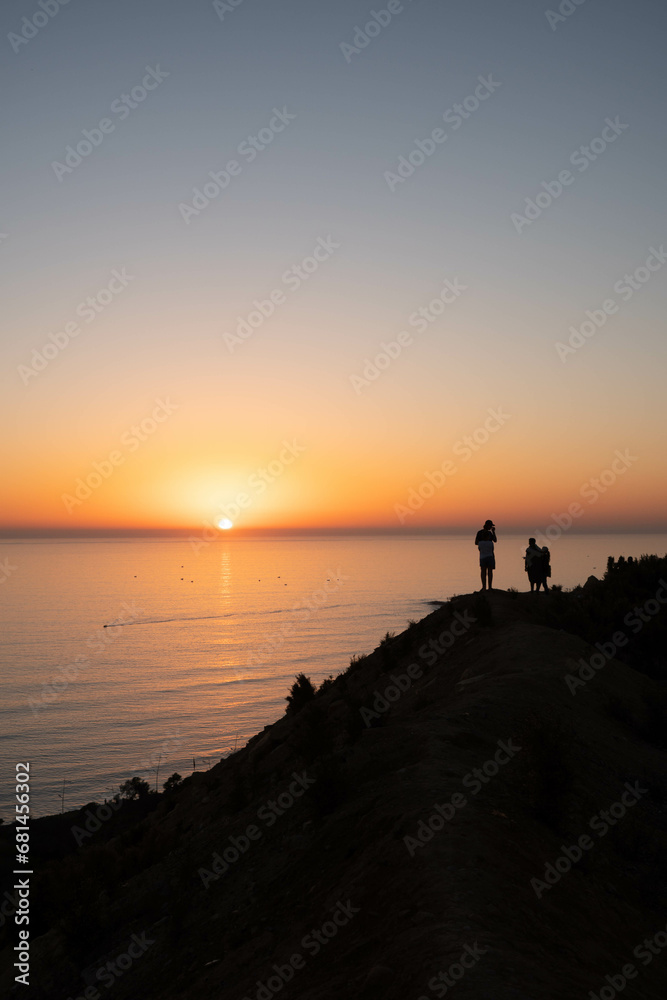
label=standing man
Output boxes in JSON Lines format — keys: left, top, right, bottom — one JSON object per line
{"left": 475, "top": 519, "right": 497, "bottom": 592}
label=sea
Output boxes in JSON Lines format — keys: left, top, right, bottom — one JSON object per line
{"left": 2, "top": 533, "right": 665, "bottom": 817}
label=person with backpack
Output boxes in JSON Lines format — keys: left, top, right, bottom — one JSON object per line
{"left": 524, "top": 538, "right": 549, "bottom": 592}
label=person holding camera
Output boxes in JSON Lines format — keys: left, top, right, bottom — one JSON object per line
{"left": 474, "top": 519, "right": 497, "bottom": 591}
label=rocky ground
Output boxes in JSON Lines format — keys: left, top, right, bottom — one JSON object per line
{"left": 2, "top": 583, "right": 667, "bottom": 999}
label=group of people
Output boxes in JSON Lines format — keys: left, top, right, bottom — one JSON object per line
{"left": 474, "top": 520, "right": 551, "bottom": 592}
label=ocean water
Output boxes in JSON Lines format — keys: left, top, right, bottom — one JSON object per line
{"left": 1, "top": 533, "right": 665, "bottom": 817}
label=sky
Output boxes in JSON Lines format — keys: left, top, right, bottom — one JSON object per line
{"left": 2, "top": 0, "right": 666, "bottom": 534}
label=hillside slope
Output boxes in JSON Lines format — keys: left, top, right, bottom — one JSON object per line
{"left": 2, "top": 586, "right": 667, "bottom": 999}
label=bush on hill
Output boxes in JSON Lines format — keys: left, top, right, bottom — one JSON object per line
{"left": 285, "top": 672, "right": 316, "bottom": 713}
{"left": 540, "top": 554, "right": 667, "bottom": 679}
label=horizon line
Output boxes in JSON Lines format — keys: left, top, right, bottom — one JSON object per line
{"left": 2, "top": 525, "right": 667, "bottom": 540}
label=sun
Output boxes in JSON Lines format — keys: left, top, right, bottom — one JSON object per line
{"left": 217, "top": 518, "right": 234, "bottom": 530}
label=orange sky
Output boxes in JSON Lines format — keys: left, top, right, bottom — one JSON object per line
{"left": 3, "top": 1, "right": 666, "bottom": 536}
{"left": 5, "top": 350, "right": 661, "bottom": 533}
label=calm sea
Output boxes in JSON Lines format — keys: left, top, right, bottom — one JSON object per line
{"left": 1, "top": 533, "right": 665, "bottom": 817}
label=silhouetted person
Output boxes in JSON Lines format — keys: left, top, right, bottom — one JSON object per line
{"left": 540, "top": 546, "right": 551, "bottom": 591}
{"left": 475, "top": 519, "right": 497, "bottom": 591}
{"left": 524, "top": 537, "right": 549, "bottom": 592}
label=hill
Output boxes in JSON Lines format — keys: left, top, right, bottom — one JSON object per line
{"left": 2, "top": 557, "right": 667, "bottom": 999}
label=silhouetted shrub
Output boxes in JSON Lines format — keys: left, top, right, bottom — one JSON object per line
{"left": 119, "top": 776, "right": 150, "bottom": 800}
{"left": 346, "top": 653, "right": 368, "bottom": 674}
{"left": 286, "top": 673, "right": 316, "bottom": 713}
{"left": 533, "top": 555, "right": 667, "bottom": 680}
{"left": 163, "top": 772, "right": 182, "bottom": 793}
{"left": 317, "top": 674, "right": 336, "bottom": 694}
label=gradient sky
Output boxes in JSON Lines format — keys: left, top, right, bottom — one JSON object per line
{"left": 2, "top": 0, "right": 666, "bottom": 533}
